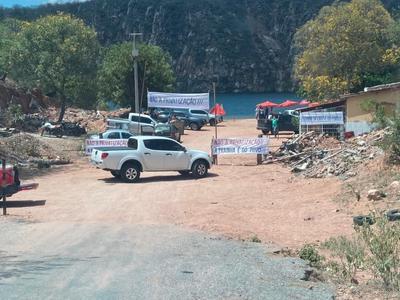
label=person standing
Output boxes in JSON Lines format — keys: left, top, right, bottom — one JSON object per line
{"left": 271, "top": 115, "right": 279, "bottom": 138}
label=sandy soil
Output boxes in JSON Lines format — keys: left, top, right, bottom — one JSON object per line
{"left": 10, "top": 119, "right": 353, "bottom": 249}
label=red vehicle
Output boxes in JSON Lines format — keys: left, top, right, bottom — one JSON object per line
{"left": 0, "top": 164, "right": 38, "bottom": 198}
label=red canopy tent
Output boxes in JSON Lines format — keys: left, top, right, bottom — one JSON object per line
{"left": 210, "top": 103, "right": 226, "bottom": 116}
{"left": 299, "top": 100, "right": 310, "bottom": 105}
{"left": 278, "top": 100, "right": 298, "bottom": 108}
{"left": 257, "top": 101, "right": 279, "bottom": 108}
{"left": 308, "top": 102, "right": 320, "bottom": 107}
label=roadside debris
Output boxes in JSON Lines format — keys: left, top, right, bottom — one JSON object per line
{"left": 0, "top": 128, "right": 18, "bottom": 137}
{"left": 4, "top": 107, "right": 131, "bottom": 134}
{"left": 0, "top": 133, "right": 70, "bottom": 167}
{"left": 266, "top": 130, "right": 386, "bottom": 179}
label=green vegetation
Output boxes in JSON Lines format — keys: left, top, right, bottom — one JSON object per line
{"left": 358, "top": 215, "right": 400, "bottom": 290}
{"left": 0, "top": 18, "right": 21, "bottom": 75}
{"left": 302, "top": 214, "right": 400, "bottom": 291}
{"left": 96, "top": 42, "right": 175, "bottom": 108}
{"left": 294, "top": 0, "right": 400, "bottom": 101}
{"left": 249, "top": 235, "right": 261, "bottom": 243}
{"left": 322, "top": 236, "right": 365, "bottom": 280}
{"left": 361, "top": 99, "right": 400, "bottom": 163}
{"left": 382, "top": 116, "right": 400, "bottom": 163}
{"left": 7, "top": 13, "right": 100, "bottom": 121}
{"left": 361, "top": 99, "right": 391, "bottom": 128}
{"left": 0, "top": 13, "right": 175, "bottom": 120}
{"left": 299, "top": 244, "right": 324, "bottom": 267}
{"left": 2, "top": 103, "right": 24, "bottom": 127}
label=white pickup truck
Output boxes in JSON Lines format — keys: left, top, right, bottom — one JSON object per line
{"left": 107, "top": 113, "right": 157, "bottom": 135}
{"left": 91, "top": 136, "right": 213, "bottom": 183}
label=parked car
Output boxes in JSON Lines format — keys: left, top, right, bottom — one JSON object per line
{"left": 154, "top": 124, "right": 181, "bottom": 141}
{"left": 107, "top": 113, "right": 157, "bottom": 135}
{"left": 187, "top": 109, "right": 221, "bottom": 126}
{"left": 90, "top": 129, "right": 135, "bottom": 140}
{"left": 90, "top": 136, "right": 213, "bottom": 183}
{"left": 257, "top": 111, "right": 299, "bottom": 135}
{"left": 156, "top": 111, "right": 206, "bottom": 131}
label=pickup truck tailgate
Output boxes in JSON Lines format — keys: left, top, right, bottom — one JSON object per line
{"left": 91, "top": 149, "right": 105, "bottom": 166}
{"left": 90, "top": 147, "right": 130, "bottom": 169}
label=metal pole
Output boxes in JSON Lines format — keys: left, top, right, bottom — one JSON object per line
{"left": 134, "top": 60, "right": 139, "bottom": 113}
{"left": 130, "top": 33, "right": 142, "bottom": 114}
{"left": 213, "top": 82, "right": 217, "bottom": 139}
{"left": 212, "top": 83, "right": 218, "bottom": 165}
{"left": 2, "top": 159, "right": 6, "bottom": 216}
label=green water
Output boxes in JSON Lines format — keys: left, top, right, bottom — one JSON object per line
{"left": 216, "top": 92, "right": 302, "bottom": 119}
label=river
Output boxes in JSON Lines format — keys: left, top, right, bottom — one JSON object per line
{"left": 216, "top": 92, "right": 302, "bottom": 119}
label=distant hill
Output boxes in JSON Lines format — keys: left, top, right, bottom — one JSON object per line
{"left": 1, "top": 0, "right": 399, "bottom": 93}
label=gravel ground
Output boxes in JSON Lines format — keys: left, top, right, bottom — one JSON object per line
{"left": 0, "top": 220, "right": 334, "bottom": 300}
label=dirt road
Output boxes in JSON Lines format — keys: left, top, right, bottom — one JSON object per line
{"left": 0, "top": 119, "right": 351, "bottom": 299}
{"left": 11, "top": 119, "right": 350, "bottom": 248}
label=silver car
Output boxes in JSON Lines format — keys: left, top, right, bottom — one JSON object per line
{"left": 90, "top": 129, "right": 135, "bottom": 140}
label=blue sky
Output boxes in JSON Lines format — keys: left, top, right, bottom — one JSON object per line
{"left": 1, "top": 1, "right": 84, "bottom": 8}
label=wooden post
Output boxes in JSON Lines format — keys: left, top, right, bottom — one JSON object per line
{"left": 2, "top": 159, "right": 6, "bottom": 216}
{"left": 257, "top": 134, "right": 263, "bottom": 165}
{"left": 211, "top": 137, "right": 218, "bottom": 165}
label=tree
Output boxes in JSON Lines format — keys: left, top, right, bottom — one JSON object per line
{"left": 9, "top": 13, "right": 99, "bottom": 121}
{"left": 0, "top": 18, "right": 21, "bottom": 77}
{"left": 294, "top": 0, "right": 400, "bottom": 101}
{"left": 96, "top": 42, "right": 175, "bottom": 109}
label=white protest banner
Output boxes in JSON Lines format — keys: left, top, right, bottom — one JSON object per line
{"left": 300, "top": 112, "right": 344, "bottom": 125}
{"left": 148, "top": 92, "right": 209, "bottom": 110}
{"left": 85, "top": 139, "right": 128, "bottom": 155}
{"left": 212, "top": 137, "right": 269, "bottom": 155}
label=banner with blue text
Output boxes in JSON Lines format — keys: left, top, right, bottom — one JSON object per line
{"left": 85, "top": 139, "right": 128, "bottom": 155}
{"left": 148, "top": 92, "right": 209, "bottom": 110}
{"left": 300, "top": 112, "right": 344, "bottom": 125}
{"left": 212, "top": 137, "right": 269, "bottom": 155}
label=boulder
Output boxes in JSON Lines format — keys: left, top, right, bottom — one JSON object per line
{"left": 367, "top": 189, "right": 386, "bottom": 201}
{"left": 389, "top": 181, "right": 400, "bottom": 190}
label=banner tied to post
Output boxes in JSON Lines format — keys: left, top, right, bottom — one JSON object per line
{"left": 300, "top": 112, "right": 344, "bottom": 125}
{"left": 212, "top": 137, "right": 269, "bottom": 155}
{"left": 148, "top": 92, "right": 209, "bottom": 110}
{"left": 85, "top": 139, "right": 128, "bottom": 155}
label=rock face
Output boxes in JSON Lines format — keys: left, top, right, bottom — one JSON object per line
{"left": 1, "top": 0, "right": 398, "bottom": 92}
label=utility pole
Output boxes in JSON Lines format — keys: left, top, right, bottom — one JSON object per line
{"left": 130, "top": 33, "right": 142, "bottom": 113}
{"left": 213, "top": 82, "right": 217, "bottom": 139}
{"left": 212, "top": 82, "right": 218, "bottom": 165}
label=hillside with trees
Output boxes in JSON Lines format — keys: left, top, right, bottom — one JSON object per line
{"left": 294, "top": 0, "right": 400, "bottom": 100}
{"left": 2, "top": 0, "right": 398, "bottom": 93}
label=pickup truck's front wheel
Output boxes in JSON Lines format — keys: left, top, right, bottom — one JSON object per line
{"left": 121, "top": 163, "right": 140, "bottom": 183}
{"left": 191, "top": 160, "right": 208, "bottom": 178}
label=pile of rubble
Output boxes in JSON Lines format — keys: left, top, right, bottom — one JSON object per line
{"left": 0, "top": 133, "right": 70, "bottom": 167}
{"left": 267, "top": 130, "right": 386, "bottom": 179}
{"left": 45, "top": 107, "right": 130, "bottom": 133}
{"left": 8, "top": 107, "right": 131, "bottom": 133}
{"left": 0, "top": 127, "right": 19, "bottom": 137}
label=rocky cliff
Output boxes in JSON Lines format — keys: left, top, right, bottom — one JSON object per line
{"left": 1, "top": 0, "right": 399, "bottom": 93}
